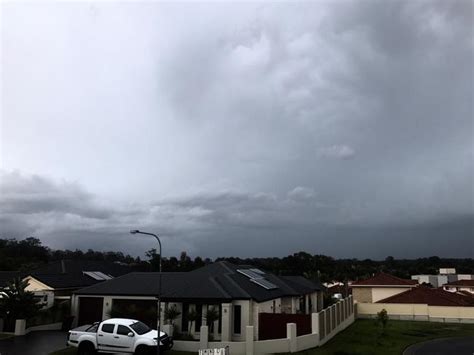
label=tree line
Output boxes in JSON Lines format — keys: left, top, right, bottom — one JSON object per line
{"left": 1, "top": 237, "right": 473, "bottom": 282}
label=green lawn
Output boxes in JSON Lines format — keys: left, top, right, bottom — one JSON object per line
{"left": 50, "top": 348, "right": 193, "bottom": 355}
{"left": 288, "top": 319, "right": 474, "bottom": 355}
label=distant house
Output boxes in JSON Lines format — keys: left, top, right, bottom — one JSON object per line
{"left": 71, "top": 261, "right": 324, "bottom": 341}
{"left": 350, "top": 272, "right": 417, "bottom": 303}
{"left": 443, "top": 280, "right": 474, "bottom": 295}
{"left": 0, "top": 271, "right": 22, "bottom": 288}
{"left": 411, "top": 268, "right": 473, "bottom": 288}
{"left": 376, "top": 286, "right": 474, "bottom": 307}
{"left": 23, "top": 260, "right": 132, "bottom": 308}
{"left": 327, "top": 284, "right": 351, "bottom": 300}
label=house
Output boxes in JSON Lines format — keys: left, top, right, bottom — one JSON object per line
{"left": 350, "top": 272, "right": 417, "bottom": 303}
{"left": 411, "top": 268, "right": 473, "bottom": 288}
{"left": 327, "top": 284, "right": 351, "bottom": 300}
{"left": 71, "top": 261, "right": 324, "bottom": 341}
{"left": 23, "top": 260, "right": 132, "bottom": 308}
{"left": 443, "top": 280, "right": 474, "bottom": 295}
{"left": 376, "top": 286, "right": 474, "bottom": 307}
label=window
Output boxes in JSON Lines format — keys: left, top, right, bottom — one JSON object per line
{"left": 195, "top": 304, "right": 203, "bottom": 330}
{"left": 101, "top": 324, "right": 115, "bottom": 333}
{"left": 218, "top": 304, "right": 222, "bottom": 333}
{"left": 182, "top": 303, "right": 189, "bottom": 332}
{"left": 86, "top": 323, "right": 99, "bottom": 333}
{"left": 117, "top": 325, "right": 132, "bottom": 336}
{"left": 233, "top": 305, "right": 241, "bottom": 334}
{"left": 130, "top": 321, "right": 151, "bottom": 335}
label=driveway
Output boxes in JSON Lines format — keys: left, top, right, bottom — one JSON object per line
{"left": 403, "top": 336, "right": 474, "bottom": 355}
{"left": 0, "top": 331, "right": 68, "bottom": 355}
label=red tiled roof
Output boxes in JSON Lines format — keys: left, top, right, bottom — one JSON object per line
{"left": 377, "top": 286, "right": 474, "bottom": 307}
{"left": 445, "top": 279, "right": 474, "bottom": 287}
{"left": 350, "top": 272, "right": 418, "bottom": 287}
{"left": 457, "top": 291, "right": 474, "bottom": 298}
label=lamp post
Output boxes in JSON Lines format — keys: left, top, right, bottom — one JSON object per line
{"left": 130, "top": 230, "right": 162, "bottom": 355}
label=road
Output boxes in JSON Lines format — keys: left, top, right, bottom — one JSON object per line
{"left": 403, "top": 336, "right": 474, "bottom": 355}
{"left": 0, "top": 331, "right": 68, "bottom": 355}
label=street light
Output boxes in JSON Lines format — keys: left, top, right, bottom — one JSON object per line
{"left": 130, "top": 229, "right": 162, "bottom": 355}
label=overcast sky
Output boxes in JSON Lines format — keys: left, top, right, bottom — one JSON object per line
{"left": 1, "top": 1, "right": 472, "bottom": 259}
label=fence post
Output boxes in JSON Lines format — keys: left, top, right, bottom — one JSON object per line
{"left": 14, "top": 319, "right": 26, "bottom": 336}
{"left": 246, "top": 326, "right": 254, "bottom": 355}
{"left": 287, "top": 323, "right": 297, "bottom": 352}
{"left": 221, "top": 303, "right": 232, "bottom": 341}
{"left": 199, "top": 325, "right": 209, "bottom": 350}
{"left": 311, "top": 312, "right": 319, "bottom": 335}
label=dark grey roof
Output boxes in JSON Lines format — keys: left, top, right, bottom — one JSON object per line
{"left": 30, "top": 273, "right": 102, "bottom": 289}
{"left": 75, "top": 261, "right": 323, "bottom": 302}
{"left": 26, "top": 260, "right": 132, "bottom": 290}
{"left": 0, "top": 271, "right": 22, "bottom": 287}
{"left": 32, "top": 260, "right": 131, "bottom": 277}
{"left": 280, "top": 276, "right": 326, "bottom": 294}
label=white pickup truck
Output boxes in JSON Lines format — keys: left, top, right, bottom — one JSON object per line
{"left": 67, "top": 318, "right": 173, "bottom": 355}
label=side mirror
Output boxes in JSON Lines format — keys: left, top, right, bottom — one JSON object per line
{"left": 128, "top": 332, "right": 134, "bottom": 337}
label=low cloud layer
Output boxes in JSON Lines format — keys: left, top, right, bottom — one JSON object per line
{"left": 1, "top": 171, "right": 472, "bottom": 258}
{"left": 1, "top": 1, "right": 472, "bottom": 258}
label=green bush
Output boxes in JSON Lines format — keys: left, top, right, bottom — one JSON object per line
{"left": 26, "top": 300, "right": 70, "bottom": 327}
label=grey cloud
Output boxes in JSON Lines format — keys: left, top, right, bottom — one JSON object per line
{"left": 317, "top": 145, "right": 356, "bottom": 160}
{"left": 287, "top": 186, "right": 316, "bottom": 200}
{"left": 0, "top": 171, "right": 111, "bottom": 219}
{"left": 1, "top": 1, "right": 472, "bottom": 258}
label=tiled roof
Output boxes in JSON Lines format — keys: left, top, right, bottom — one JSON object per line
{"left": 75, "top": 261, "right": 324, "bottom": 302}
{"left": 457, "top": 290, "right": 474, "bottom": 298}
{"left": 351, "top": 272, "right": 418, "bottom": 287}
{"left": 30, "top": 273, "right": 103, "bottom": 289}
{"left": 377, "top": 286, "right": 474, "bottom": 306}
{"left": 25, "top": 260, "right": 133, "bottom": 290}
{"left": 445, "top": 279, "right": 474, "bottom": 287}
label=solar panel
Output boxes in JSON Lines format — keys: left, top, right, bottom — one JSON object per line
{"left": 84, "top": 271, "right": 113, "bottom": 281}
{"left": 237, "top": 268, "right": 279, "bottom": 290}
{"left": 237, "top": 269, "right": 263, "bottom": 279}
{"left": 249, "top": 268, "right": 265, "bottom": 275}
{"left": 84, "top": 271, "right": 103, "bottom": 280}
{"left": 250, "top": 278, "right": 278, "bottom": 290}
{"left": 94, "top": 272, "right": 113, "bottom": 280}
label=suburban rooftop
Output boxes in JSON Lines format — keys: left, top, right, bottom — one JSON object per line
{"left": 350, "top": 272, "right": 418, "bottom": 287}
{"left": 74, "top": 261, "right": 324, "bottom": 302}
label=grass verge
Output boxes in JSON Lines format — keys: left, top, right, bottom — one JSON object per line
{"left": 286, "top": 319, "right": 474, "bottom": 355}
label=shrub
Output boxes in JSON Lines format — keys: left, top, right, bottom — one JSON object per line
{"left": 164, "top": 305, "right": 181, "bottom": 325}
{"left": 376, "top": 309, "right": 389, "bottom": 333}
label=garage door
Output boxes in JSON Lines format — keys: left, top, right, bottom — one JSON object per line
{"left": 78, "top": 297, "right": 104, "bottom": 326}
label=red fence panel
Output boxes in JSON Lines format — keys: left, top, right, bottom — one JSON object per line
{"left": 258, "top": 313, "right": 311, "bottom": 340}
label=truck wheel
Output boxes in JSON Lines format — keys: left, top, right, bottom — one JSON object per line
{"left": 134, "top": 345, "right": 152, "bottom": 355}
{"left": 78, "top": 341, "right": 97, "bottom": 355}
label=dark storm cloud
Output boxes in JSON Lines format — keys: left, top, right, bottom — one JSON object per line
{"left": 1, "top": 1, "right": 472, "bottom": 258}
{"left": 0, "top": 172, "right": 110, "bottom": 218}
